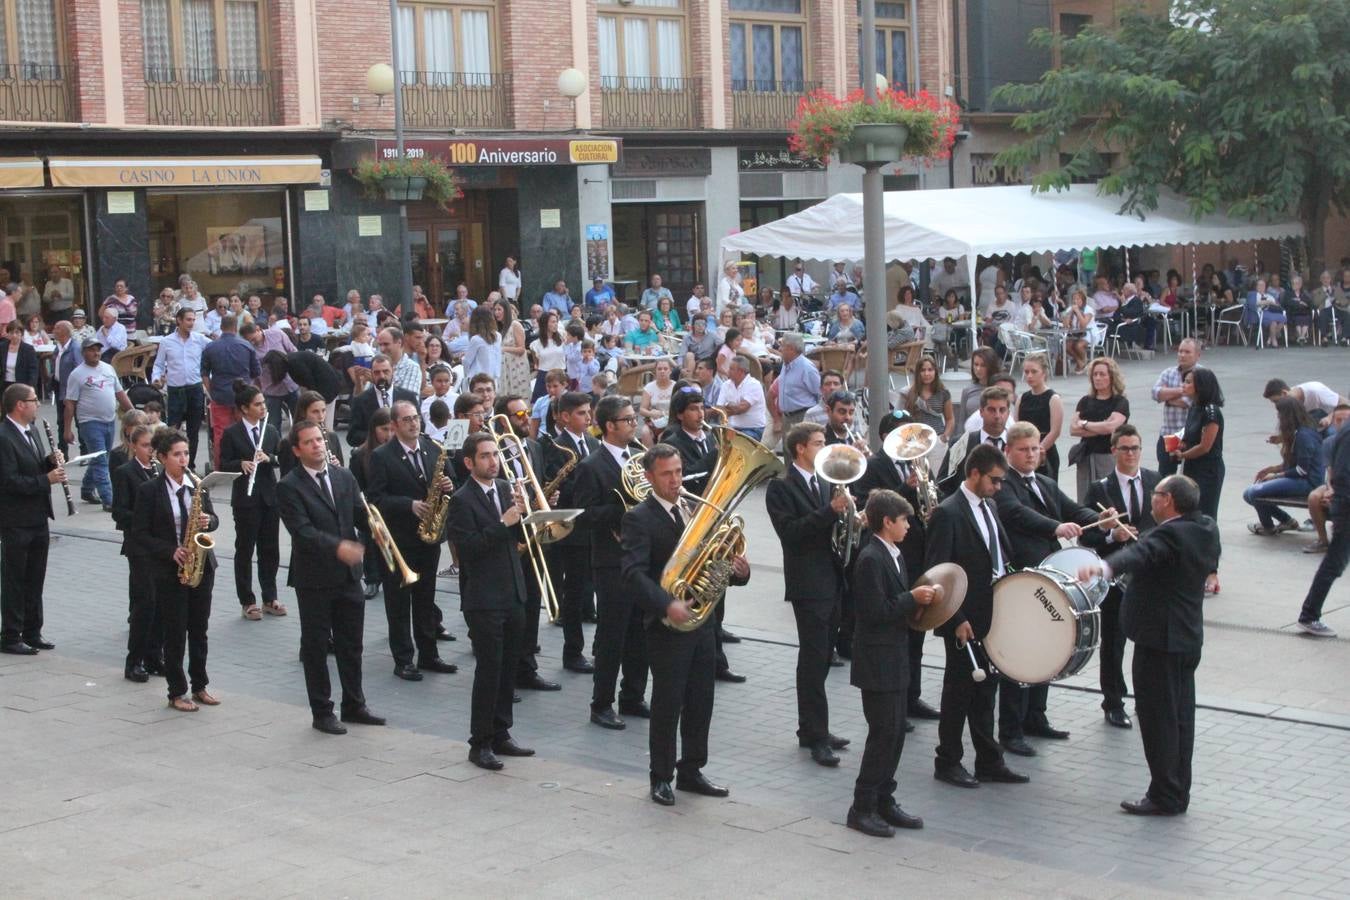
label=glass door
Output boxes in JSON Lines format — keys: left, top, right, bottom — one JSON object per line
{"left": 436, "top": 227, "right": 464, "bottom": 307}
{"left": 409, "top": 228, "right": 430, "bottom": 304}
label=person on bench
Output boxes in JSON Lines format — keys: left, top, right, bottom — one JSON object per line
{"left": 1245, "top": 397, "right": 1323, "bottom": 536}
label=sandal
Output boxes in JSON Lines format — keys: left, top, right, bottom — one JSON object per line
{"left": 192, "top": 690, "right": 220, "bottom": 706}
{"left": 169, "top": 696, "right": 199, "bottom": 712}
{"left": 1247, "top": 523, "right": 1277, "bottom": 536}
{"left": 262, "top": 601, "right": 288, "bottom": 617}
{"left": 242, "top": 605, "right": 262, "bottom": 620}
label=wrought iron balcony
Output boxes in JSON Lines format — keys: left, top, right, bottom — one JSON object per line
{"left": 598, "top": 75, "right": 702, "bottom": 129}
{"left": 0, "top": 63, "right": 75, "bottom": 122}
{"left": 399, "top": 71, "right": 513, "bottom": 129}
{"left": 732, "top": 80, "right": 819, "bottom": 130}
{"left": 145, "top": 67, "right": 278, "bottom": 127}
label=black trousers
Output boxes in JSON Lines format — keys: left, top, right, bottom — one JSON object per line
{"left": 906, "top": 628, "right": 926, "bottom": 707}
{"left": 1098, "top": 586, "right": 1129, "bottom": 711}
{"left": 360, "top": 530, "right": 380, "bottom": 586}
{"left": 997, "top": 680, "right": 1051, "bottom": 740}
{"left": 295, "top": 582, "right": 366, "bottom": 718}
{"left": 935, "top": 634, "right": 1003, "bottom": 772}
{"left": 854, "top": 689, "right": 908, "bottom": 811}
{"left": 156, "top": 568, "right": 213, "bottom": 699}
{"left": 591, "top": 567, "right": 648, "bottom": 711}
{"left": 463, "top": 606, "right": 524, "bottom": 748}
{"left": 1132, "top": 644, "right": 1199, "bottom": 813}
{"left": 0, "top": 524, "right": 48, "bottom": 645}
{"left": 516, "top": 550, "right": 543, "bottom": 681}
{"left": 126, "top": 564, "right": 162, "bottom": 668}
{"left": 233, "top": 502, "right": 281, "bottom": 605}
{"left": 165, "top": 384, "right": 205, "bottom": 468}
{"left": 1155, "top": 434, "right": 1180, "bottom": 477}
{"left": 836, "top": 574, "right": 855, "bottom": 656}
{"left": 554, "top": 545, "right": 591, "bottom": 662}
{"left": 647, "top": 619, "right": 716, "bottom": 784}
{"left": 383, "top": 550, "right": 440, "bottom": 667}
{"left": 791, "top": 596, "right": 839, "bottom": 745}
{"left": 1301, "top": 511, "right": 1350, "bottom": 622}
{"left": 713, "top": 598, "right": 730, "bottom": 673}
{"left": 1185, "top": 460, "right": 1225, "bottom": 520}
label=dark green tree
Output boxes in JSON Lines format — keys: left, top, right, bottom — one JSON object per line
{"left": 993, "top": 0, "right": 1350, "bottom": 274}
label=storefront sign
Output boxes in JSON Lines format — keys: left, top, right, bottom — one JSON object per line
{"left": 357, "top": 215, "right": 383, "bottom": 237}
{"left": 610, "top": 148, "right": 711, "bottom": 178}
{"left": 540, "top": 209, "right": 561, "bottom": 229}
{"left": 106, "top": 191, "right": 136, "bottom": 214}
{"left": 971, "top": 153, "right": 1028, "bottom": 187}
{"left": 0, "top": 158, "right": 44, "bottom": 189}
{"left": 737, "top": 146, "right": 824, "bottom": 172}
{"left": 48, "top": 156, "right": 324, "bottom": 188}
{"left": 376, "top": 139, "right": 620, "bottom": 167}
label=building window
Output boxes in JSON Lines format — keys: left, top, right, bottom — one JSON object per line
{"left": 857, "top": 1, "right": 909, "bottom": 92}
{"left": 141, "top": 0, "right": 263, "bottom": 82}
{"left": 729, "top": 0, "right": 805, "bottom": 92}
{"left": 598, "top": 0, "right": 686, "bottom": 88}
{"left": 0, "top": 0, "right": 64, "bottom": 76}
{"left": 1058, "top": 12, "right": 1091, "bottom": 39}
{"left": 395, "top": 0, "right": 495, "bottom": 85}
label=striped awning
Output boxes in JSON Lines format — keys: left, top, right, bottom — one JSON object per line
{"left": 0, "top": 158, "right": 45, "bottom": 188}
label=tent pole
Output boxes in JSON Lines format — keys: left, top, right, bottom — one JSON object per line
{"left": 861, "top": 0, "right": 889, "bottom": 444}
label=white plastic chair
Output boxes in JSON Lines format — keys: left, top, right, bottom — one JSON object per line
{"left": 1214, "top": 305, "right": 1248, "bottom": 347}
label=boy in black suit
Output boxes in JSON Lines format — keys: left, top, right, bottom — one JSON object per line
{"left": 218, "top": 383, "right": 284, "bottom": 620}
{"left": 847, "top": 490, "right": 936, "bottom": 838}
{"left": 542, "top": 391, "right": 600, "bottom": 673}
{"left": 112, "top": 424, "right": 161, "bottom": 681}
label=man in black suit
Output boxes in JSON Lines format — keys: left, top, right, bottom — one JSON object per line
{"left": 1077, "top": 475, "right": 1219, "bottom": 816}
{"left": 846, "top": 490, "right": 936, "bottom": 838}
{"left": 0, "top": 384, "right": 62, "bottom": 655}
{"left": 366, "top": 398, "right": 458, "bottom": 680}
{"left": 664, "top": 388, "right": 745, "bottom": 683}
{"left": 936, "top": 386, "right": 1012, "bottom": 496}
{"left": 575, "top": 395, "right": 649, "bottom": 730}
{"left": 925, "top": 442, "right": 1028, "bottom": 788}
{"left": 765, "top": 422, "right": 851, "bottom": 767}
{"left": 541, "top": 391, "right": 598, "bottom": 673}
{"left": 494, "top": 394, "right": 562, "bottom": 693}
{"left": 622, "top": 443, "right": 749, "bottom": 806}
{"left": 992, "top": 422, "right": 1100, "bottom": 755}
{"left": 851, "top": 411, "right": 941, "bottom": 724}
{"left": 112, "top": 424, "right": 161, "bottom": 681}
{"left": 218, "top": 384, "right": 285, "bottom": 618}
{"left": 347, "top": 356, "right": 417, "bottom": 448}
{"left": 447, "top": 431, "right": 536, "bottom": 770}
{"left": 277, "top": 420, "right": 385, "bottom": 734}
{"left": 1080, "top": 423, "right": 1159, "bottom": 728}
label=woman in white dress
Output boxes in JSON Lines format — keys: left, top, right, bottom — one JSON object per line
{"left": 498, "top": 256, "right": 521, "bottom": 303}
{"left": 639, "top": 357, "right": 676, "bottom": 442}
{"left": 495, "top": 297, "right": 531, "bottom": 398}
{"left": 529, "top": 310, "right": 566, "bottom": 401}
{"left": 462, "top": 305, "right": 501, "bottom": 383}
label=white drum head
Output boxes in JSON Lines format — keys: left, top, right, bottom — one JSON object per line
{"left": 1042, "top": 547, "right": 1110, "bottom": 606}
{"left": 986, "top": 571, "right": 1077, "bottom": 684}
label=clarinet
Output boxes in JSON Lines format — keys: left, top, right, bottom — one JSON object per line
{"left": 41, "top": 419, "right": 76, "bottom": 516}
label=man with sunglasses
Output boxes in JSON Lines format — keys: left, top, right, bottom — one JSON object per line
{"left": 786, "top": 261, "right": 818, "bottom": 300}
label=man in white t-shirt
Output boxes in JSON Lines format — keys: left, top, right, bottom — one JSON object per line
{"left": 1263, "top": 378, "right": 1349, "bottom": 429}
{"left": 64, "top": 337, "right": 131, "bottom": 509}
{"left": 719, "top": 354, "right": 767, "bottom": 441}
{"left": 931, "top": 257, "right": 970, "bottom": 303}
{"left": 786, "top": 262, "right": 818, "bottom": 299}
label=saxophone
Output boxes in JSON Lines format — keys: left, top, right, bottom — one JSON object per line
{"left": 540, "top": 443, "right": 579, "bottom": 499}
{"left": 416, "top": 439, "right": 454, "bottom": 543}
{"left": 178, "top": 471, "right": 214, "bottom": 587}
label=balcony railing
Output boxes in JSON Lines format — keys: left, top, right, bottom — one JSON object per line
{"left": 400, "top": 71, "right": 513, "bottom": 129}
{"left": 732, "top": 79, "right": 820, "bottom": 130}
{"left": 145, "top": 68, "right": 278, "bottom": 127}
{"left": 0, "top": 63, "right": 75, "bottom": 122}
{"left": 599, "top": 75, "right": 701, "bottom": 129}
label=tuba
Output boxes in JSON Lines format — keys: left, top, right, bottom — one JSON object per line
{"left": 416, "top": 439, "right": 454, "bottom": 543}
{"left": 178, "top": 470, "right": 215, "bottom": 587}
{"left": 814, "top": 443, "right": 867, "bottom": 567}
{"left": 660, "top": 429, "right": 783, "bottom": 631}
{"left": 883, "top": 422, "right": 940, "bottom": 520}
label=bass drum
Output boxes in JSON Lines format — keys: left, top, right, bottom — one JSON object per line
{"left": 984, "top": 568, "right": 1100, "bottom": 685}
{"left": 1040, "top": 546, "right": 1112, "bottom": 605}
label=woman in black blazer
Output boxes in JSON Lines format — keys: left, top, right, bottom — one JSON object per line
{"left": 1, "top": 321, "right": 39, "bottom": 395}
{"left": 112, "top": 425, "right": 162, "bottom": 682}
{"left": 129, "top": 429, "right": 219, "bottom": 712}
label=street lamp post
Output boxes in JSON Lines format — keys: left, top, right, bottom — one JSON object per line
{"left": 389, "top": 0, "right": 413, "bottom": 311}
{"left": 860, "top": 0, "right": 889, "bottom": 445}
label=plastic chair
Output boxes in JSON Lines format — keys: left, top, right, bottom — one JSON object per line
{"left": 1004, "top": 329, "right": 1048, "bottom": 373}
{"left": 1214, "top": 305, "right": 1248, "bottom": 347}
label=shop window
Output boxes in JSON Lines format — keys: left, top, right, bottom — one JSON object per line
{"left": 395, "top": 0, "right": 496, "bottom": 85}
{"left": 730, "top": 0, "right": 805, "bottom": 92}
{"left": 598, "top": 0, "right": 686, "bottom": 88}
{"left": 141, "top": 0, "right": 263, "bottom": 82}
{"left": 0, "top": 194, "right": 86, "bottom": 322}
{"left": 147, "top": 191, "right": 287, "bottom": 300}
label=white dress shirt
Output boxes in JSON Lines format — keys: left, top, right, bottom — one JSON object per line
{"left": 152, "top": 330, "right": 208, "bottom": 386}
{"left": 960, "top": 482, "right": 1004, "bottom": 577}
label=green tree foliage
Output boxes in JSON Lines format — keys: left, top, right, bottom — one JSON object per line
{"left": 993, "top": 0, "right": 1350, "bottom": 273}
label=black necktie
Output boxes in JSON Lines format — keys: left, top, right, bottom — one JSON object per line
{"left": 979, "top": 500, "right": 1002, "bottom": 576}
{"left": 487, "top": 486, "right": 501, "bottom": 515}
{"left": 1024, "top": 475, "right": 1045, "bottom": 508}
{"left": 1129, "top": 476, "right": 1141, "bottom": 524}
{"left": 379, "top": 388, "right": 390, "bottom": 408}
{"left": 316, "top": 468, "right": 334, "bottom": 507}
{"left": 671, "top": 503, "right": 685, "bottom": 529}
{"left": 621, "top": 449, "right": 630, "bottom": 462}
{"left": 408, "top": 448, "right": 424, "bottom": 481}
{"left": 176, "top": 485, "right": 189, "bottom": 544}
{"left": 575, "top": 437, "right": 587, "bottom": 458}
{"left": 810, "top": 475, "right": 823, "bottom": 506}
{"left": 24, "top": 429, "right": 41, "bottom": 461}
{"left": 695, "top": 436, "right": 706, "bottom": 456}
{"left": 987, "top": 435, "right": 1004, "bottom": 452}
{"left": 251, "top": 425, "right": 260, "bottom": 446}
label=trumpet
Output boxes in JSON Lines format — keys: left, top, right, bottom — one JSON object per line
{"left": 359, "top": 491, "right": 418, "bottom": 586}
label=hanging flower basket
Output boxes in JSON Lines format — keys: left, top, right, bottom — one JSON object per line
{"left": 789, "top": 87, "right": 962, "bottom": 166}
{"left": 379, "top": 176, "right": 428, "bottom": 201}
{"left": 354, "top": 157, "right": 462, "bottom": 209}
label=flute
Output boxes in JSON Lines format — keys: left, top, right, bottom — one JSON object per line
{"left": 245, "top": 410, "right": 268, "bottom": 497}
{"left": 42, "top": 419, "right": 76, "bottom": 516}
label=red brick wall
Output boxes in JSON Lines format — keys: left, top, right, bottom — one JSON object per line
{"left": 118, "top": 0, "right": 147, "bottom": 122}
{"left": 270, "top": 0, "right": 300, "bottom": 124}
{"left": 499, "top": 0, "right": 576, "bottom": 131}
{"left": 315, "top": 0, "right": 393, "bottom": 130}
{"left": 65, "top": 0, "right": 105, "bottom": 121}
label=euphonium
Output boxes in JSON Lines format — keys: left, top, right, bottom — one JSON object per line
{"left": 660, "top": 429, "right": 783, "bottom": 632}
{"left": 416, "top": 439, "right": 454, "bottom": 543}
{"left": 178, "top": 470, "right": 214, "bottom": 587}
{"left": 814, "top": 443, "right": 868, "bottom": 567}
{"left": 882, "top": 422, "right": 940, "bottom": 520}
{"left": 360, "top": 491, "right": 419, "bottom": 586}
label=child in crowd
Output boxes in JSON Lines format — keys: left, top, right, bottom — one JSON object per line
{"left": 530, "top": 368, "right": 568, "bottom": 439}
{"left": 425, "top": 399, "right": 450, "bottom": 443}
{"left": 421, "top": 364, "right": 458, "bottom": 426}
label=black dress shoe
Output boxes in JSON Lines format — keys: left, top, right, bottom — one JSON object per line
{"left": 829, "top": 651, "right": 845, "bottom": 667}
{"left": 827, "top": 733, "right": 851, "bottom": 750}
{"left": 718, "top": 629, "right": 741, "bottom": 644}
{"left": 144, "top": 659, "right": 164, "bottom": 676}
{"left": 25, "top": 637, "right": 54, "bottom": 651}
{"left": 1121, "top": 796, "right": 1179, "bottom": 816}
{"left": 518, "top": 673, "right": 562, "bottom": 691}
{"left": 563, "top": 657, "right": 595, "bottom": 674}
{"left": 879, "top": 802, "right": 924, "bottom": 830}
{"left": 934, "top": 765, "right": 980, "bottom": 788}
{"left": 492, "top": 736, "right": 535, "bottom": 757}
{"left": 909, "top": 699, "right": 941, "bottom": 720}
{"left": 312, "top": 714, "right": 347, "bottom": 735}
{"left": 618, "top": 700, "right": 651, "bottom": 718}
{"left": 650, "top": 781, "right": 675, "bottom": 806}
{"left": 1024, "top": 723, "right": 1070, "bottom": 740}
{"left": 1104, "top": 709, "right": 1133, "bottom": 729}
{"left": 341, "top": 707, "right": 386, "bottom": 726}
{"left": 1000, "top": 737, "right": 1037, "bottom": 757}
{"left": 124, "top": 664, "right": 149, "bottom": 683}
{"left": 590, "top": 707, "right": 626, "bottom": 730}
{"left": 715, "top": 669, "right": 747, "bottom": 683}
{"left": 469, "top": 747, "right": 504, "bottom": 770}
{"left": 363, "top": 582, "right": 380, "bottom": 599}
{"left": 846, "top": 807, "right": 894, "bottom": 838}
{"left": 420, "top": 657, "right": 458, "bottom": 674}
{"left": 393, "top": 664, "right": 423, "bottom": 681}
{"left": 675, "top": 772, "right": 729, "bottom": 797}
{"left": 976, "top": 765, "right": 1030, "bottom": 784}
{"left": 809, "top": 743, "right": 840, "bottom": 767}
{"left": 0, "top": 642, "right": 38, "bottom": 655}
{"left": 81, "top": 490, "right": 99, "bottom": 503}
{"left": 435, "top": 628, "right": 457, "bottom": 642}
{"left": 835, "top": 643, "right": 853, "bottom": 661}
